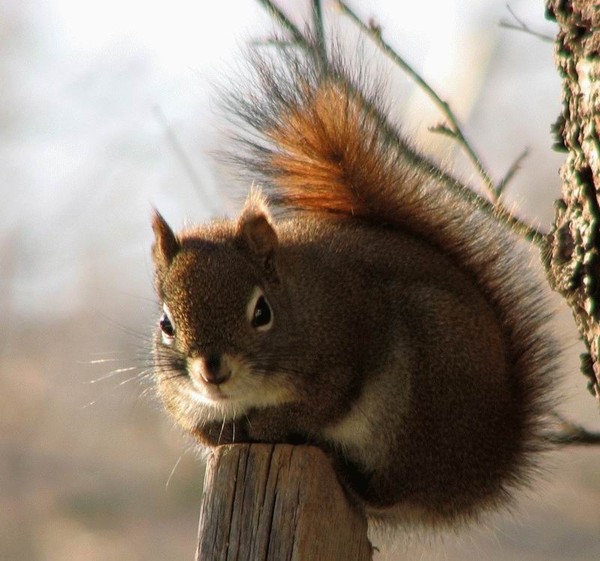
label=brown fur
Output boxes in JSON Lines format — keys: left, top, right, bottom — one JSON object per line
{"left": 151, "top": 46, "right": 558, "bottom": 530}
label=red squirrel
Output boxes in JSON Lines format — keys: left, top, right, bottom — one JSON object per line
{"left": 151, "top": 44, "right": 557, "bottom": 528}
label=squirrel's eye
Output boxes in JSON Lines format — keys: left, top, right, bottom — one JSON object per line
{"left": 252, "top": 296, "right": 272, "bottom": 329}
{"left": 247, "top": 288, "right": 273, "bottom": 331}
{"left": 159, "top": 305, "right": 176, "bottom": 342}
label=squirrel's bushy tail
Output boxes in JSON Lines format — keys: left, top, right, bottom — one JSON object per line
{"left": 226, "top": 45, "right": 557, "bottom": 497}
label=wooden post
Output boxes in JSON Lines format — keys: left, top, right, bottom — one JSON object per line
{"left": 195, "top": 443, "right": 373, "bottom": 561}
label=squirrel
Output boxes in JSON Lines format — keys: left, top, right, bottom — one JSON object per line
{"left": 150, "top": 44, "right": 558, "bottom": 529}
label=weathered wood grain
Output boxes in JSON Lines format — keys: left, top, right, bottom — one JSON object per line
{"left": 195, "top": 444, "right": 373, "bottom": 561}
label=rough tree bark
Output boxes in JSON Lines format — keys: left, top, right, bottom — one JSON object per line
{"left": 546, "top": 0, "right": 600, "bottom": 400}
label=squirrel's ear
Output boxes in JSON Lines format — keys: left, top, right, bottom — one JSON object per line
{"left": 152, "top": 210, "right": 180, "bottom": 270}
{"left": 236, "top": 189, "right": 278, "bottom": 258}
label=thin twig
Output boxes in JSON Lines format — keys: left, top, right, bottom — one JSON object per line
{"left": 312, "top": 0, "right": 327, "bottom": 64}
{"left": 153, "top": 106, "right": 220, "bottom": 215}
{"left": 500, "top": 5, "right": 554, "bottom": 43}
{"left": 428, "top": 123, "right": 458, "bottom": 140}
{"left": 496, "top": 147, "right": 530, "bottom": 196}
{"left": 546, "top": 413, "right": 600, "bottom": 446}
{"left": 154, "top": 106, "right": 204, "bottom": 193}
{"left": 257, "top": 0, "right": 327, "bottom": 66}
{"left": 256, "top": 0, "right": 309, "bottom": 48}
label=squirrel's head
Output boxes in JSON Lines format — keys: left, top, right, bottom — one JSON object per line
{"left": 151, "top": 190, "right": 298, "bottom": 431}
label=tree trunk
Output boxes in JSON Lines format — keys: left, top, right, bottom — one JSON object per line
{"left": 195, "top": 443, "right": 373, "bottom": 561}
{"left": 546, "top": 0, "right": 600, "bottom": 400}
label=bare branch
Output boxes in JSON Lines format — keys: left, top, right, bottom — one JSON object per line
{"left": 311, "top": 0, "right": 327, "bottom": 64}
{"left": 335, "top": 1, "right": 547, "bottom": 247}
{"left": 255, "top": 0, "right": 309, "bottom": 48}
{"left": 546, "top": 413, "right": 600, "bottom": 446}
{"left": 337, "top": 2, "right": 497, "bottom": 197}
{"left": 428, "top": 123, "right": 459, "bottom": 139}
{"left": 154, "top": 106, "right": 204, "bottom": 195}
{"left": 496, "top": 147, "right": 530, "bottom": 196}
{"left": 500, "top": 5, "right": 554, "bottom": 43}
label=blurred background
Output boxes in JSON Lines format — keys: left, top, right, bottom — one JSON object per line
{"left": 1, "top": 0, "right": 598, "bottom": 559}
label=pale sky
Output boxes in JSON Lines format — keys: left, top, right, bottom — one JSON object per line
{"left": 1, "top": 0, "right": 561, "bottom": 320}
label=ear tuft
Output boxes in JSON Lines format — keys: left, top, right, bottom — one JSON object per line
{"left": 152, "top": 210, "right": 180, "bottom": 270}
{"left": 236, "top": 188, "right": 278, "bottom": 257}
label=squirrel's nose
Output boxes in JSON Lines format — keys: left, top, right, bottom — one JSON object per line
{"left": 190, "top": 354, "right": 231, "bottom": 385}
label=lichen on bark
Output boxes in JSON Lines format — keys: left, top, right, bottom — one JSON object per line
{"left": 546, "top": 0, "right": 600, "bottom": 400}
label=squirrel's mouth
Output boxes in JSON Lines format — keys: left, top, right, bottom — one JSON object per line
{"left": 187, "top": 377, "right": 233, "bottom": 402}
{"left": 175, "top": 361, "right": 299, "bottom": 418}
{"left": 184, "top": 381, "right": 248, "bottom": 422}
